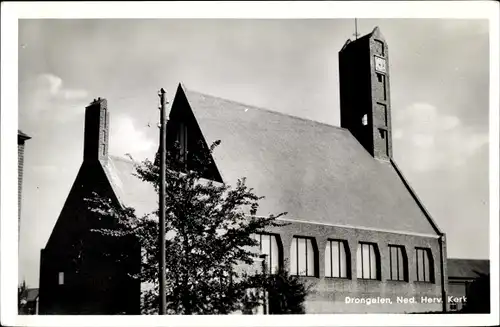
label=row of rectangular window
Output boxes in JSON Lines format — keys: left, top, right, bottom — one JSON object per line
{"left": 251, "top": 234, "right": 434, "bottom": 283}
{"left": 58, "top": 235, "right": 433, "bottom": 286}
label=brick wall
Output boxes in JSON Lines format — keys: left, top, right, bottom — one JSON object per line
{"left": 369, "top": 33, "right": 392, "bottom": 161}
{"left": 83, "top": 99, "right": 109, "bottom": 163}
{"left": 257, "top": 220, "right": 445, "bottom": 313}
{"left": 18, "top": 132, "right": 30, "bottom": 234}
{"left": 18, "top": 142, "right": 25, "bottom": 222}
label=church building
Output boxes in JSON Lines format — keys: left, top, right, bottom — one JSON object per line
{"left": 38, "top": 27, "right": 448, "bottom": 314}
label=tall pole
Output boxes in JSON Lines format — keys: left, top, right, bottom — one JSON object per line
{"left": 158, "top": 88, "right": 168, "bottom": 315}
{"left": 354, "top": 18, "right": 360, "bottom": 40}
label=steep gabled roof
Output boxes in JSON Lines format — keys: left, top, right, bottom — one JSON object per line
{"left": 178, "top": 85, "right": 439, "bottom": 235}
{"left": 447, "top": 259, "right": 490, "bottom": 279}
{"left": 102, "top": 84, "right": 440, "bottom": 236}
{"left": 102, "top": 155, "right": 157, "bottom": 217}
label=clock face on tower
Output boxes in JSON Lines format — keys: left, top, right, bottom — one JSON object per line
{"left": 374, "top": 56, "right": 387, "bottom": 73}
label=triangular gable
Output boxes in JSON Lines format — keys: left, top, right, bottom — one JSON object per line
{"left": 44, "top": 161, "right": 121, "bottom": 250}
{"left": 160, "top": 84, "right": 223, "bottom": 183}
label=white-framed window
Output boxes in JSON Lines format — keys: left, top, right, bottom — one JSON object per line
{"left": 356, "top": 243, "right": 379, "bottom": 280}
{"left": 58, "top": 272, "right": 64, "bottom": 285}
{"left": 250, "top": 233, "right": 280, "bottom": 274}
{"left": 389, "top": 245, "right": 406, "bottom": 281}
{"left": 325, "top": 240, "right": 348, "bottom": 278}
{"left": 416, "top": 248, "right": 433, "bottom": 282}
{"left": 290, "top": 236, "right": 316, "bottom": 277}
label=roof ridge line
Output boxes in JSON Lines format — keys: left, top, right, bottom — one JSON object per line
{"left": 390, "top": 158, "right": 443, "bottom": 236}
{"left": 183, "top": 87, "right": 348, "bottom": 132}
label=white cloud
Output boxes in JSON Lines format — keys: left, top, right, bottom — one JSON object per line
{"left": 61, "top": 89, "right": 89, "bottom": 100}
{"left": 109, "top": 115, "right": 155, "bottom": 161}
{"left": 394, "top": 102, "right": 488, "bottom": 172}
{"left": 21, "top": 74, "right": 89, "bottom": 122}
{"left": 36, "top": 73, "right": 88, "bottom": 101}
{"left": 40, "top": 73, "right": 63, "bottom": 95}
{"left": 412, "top": 133, "right": 434, "bottom": 148}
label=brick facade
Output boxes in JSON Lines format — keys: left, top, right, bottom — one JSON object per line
{"left": 260, "top": 220, "right": 445, "bottom": 313}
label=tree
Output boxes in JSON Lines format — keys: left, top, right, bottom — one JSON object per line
{"left": 85, "top": 139, "right": 292, "bottom": 314}
{"left": 265, "top": 265, "right": 313, "bottom": 314}
{"left": 18, "top": 280, "right": 28, "bottom": 314}
{"left": 246, "top": 260, "right": 314, "bottom": 314}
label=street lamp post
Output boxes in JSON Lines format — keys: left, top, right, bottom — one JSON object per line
{"left": 158, "top": 88, "right": 168, "bottom": 315}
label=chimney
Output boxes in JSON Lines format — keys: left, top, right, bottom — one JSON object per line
{"left": 83, "top": 98, "right": 109, "bottom": 163}
{"left": 18, "top": 130, "right": 31, "bottom": 237}
{"left": 339, "top": 27, "right": 393, "bottom": 160}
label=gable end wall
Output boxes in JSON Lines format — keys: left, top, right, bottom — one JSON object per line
{"left": 39, "top": 161, "right": 141, "bottom": 314}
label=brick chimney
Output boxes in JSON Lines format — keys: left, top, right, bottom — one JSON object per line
{"left": 18, "top": 130, "right": 31, "bottom": 235}
{"left": 83, "top": 98, "right": 109, "bottom": 163}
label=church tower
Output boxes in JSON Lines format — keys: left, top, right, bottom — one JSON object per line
{"left": 339, "top": 26, "right": 392, "bottom": 160}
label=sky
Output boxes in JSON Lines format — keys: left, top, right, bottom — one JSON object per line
{"left": 17, "top": 18, "right": 490, "bottom": 288}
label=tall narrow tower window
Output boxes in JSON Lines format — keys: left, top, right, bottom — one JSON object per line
{"left": 374, "top": 40, "right": 385, "bottom": 56}
{"left": 362, "top": 114, "right": 368, "bottom": 126}
{"left": 376, "top": 73, "right": 387, "bottom": 100}
{"left": 375, "top": 103, "right": 388, "bottom": 127}
{"left": 102, "top": 130, "right": 107, "bottom": 156}
{"left": 58, "top": 272, "right": 64, "bottom": 285}
{"left": 177, "top": 123, "right": 188, "bottom": 161}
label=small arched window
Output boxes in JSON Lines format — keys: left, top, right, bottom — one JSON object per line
{"left": 416, "top": 248, "right": 434, "bottom": 283}
{"left": 388, "top": 245, "right": 408, "bottom": 282}
{"left": 290, "top": 236, "right": 317, "bottom": 277}
{"left": 356, "top": 242, "right": 380, "bottom": 280}
{"left": 250, "top": 233, "right": 281, "bottom": 274}
{"left": 325, "top": 240, "right": 349, "bottom": 278}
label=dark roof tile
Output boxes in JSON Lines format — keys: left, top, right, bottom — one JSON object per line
{"left": 447, "top": 258, "right": 489, "bottom": 279}
{"left": 23, "top": 288, "right": 39, "bottom": 302}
